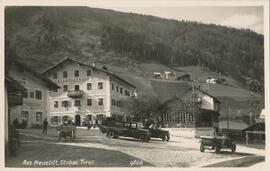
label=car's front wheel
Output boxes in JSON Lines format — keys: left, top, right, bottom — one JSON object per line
{"left": 161, "top": 135, "right": 169, "bottom": 141}
{"left": 139, "top": 135, "right": 149, "bottom": 142}
{"left": 106, "top": 131, "right": 115, "bottom": 139}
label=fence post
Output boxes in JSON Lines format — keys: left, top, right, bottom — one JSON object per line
{"left": 245, "top": 132, "right": 248, "bottom": 145}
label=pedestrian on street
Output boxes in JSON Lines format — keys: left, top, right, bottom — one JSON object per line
{"left": 86, "top": 121, "right": 91, "bottom": 130}
{"left": 42, "top": 118, "right": 48, "bottom": 134}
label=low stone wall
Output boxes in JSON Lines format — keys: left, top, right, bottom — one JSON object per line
{"left": 195, "top": 127, "right": 216, "bottom": 138}
{"left": 163, "top": 128, "right": 195, "bottom": 138}
{"left": 162, "top": 127, "right": 216, "bottom": 138}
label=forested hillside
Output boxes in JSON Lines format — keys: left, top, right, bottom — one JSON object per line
{"left": 5, "top": 6, "right": 264, "bottom": 93}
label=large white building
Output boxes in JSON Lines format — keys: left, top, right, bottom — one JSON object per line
{"left": 7, "top": 59, "right": 60, "bottom": 127}
{"left": 42, "top": 57, "right": 136, "bottom": 126}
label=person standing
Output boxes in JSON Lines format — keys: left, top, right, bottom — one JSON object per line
{"left": 42, "top": 118, "right": 48, "bottom": 134}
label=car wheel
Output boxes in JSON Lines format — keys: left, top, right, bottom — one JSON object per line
{"left": 139, "top": 135, "right": 148, "bottom": 142}
{"left": 215, "top": 144, "right": 221, "bottom": 153}
{"left": 106, "top": 131, "right": 115, "bottom": 139}
{"left": 161, "top": 135, "right": 168, "bottom": 141}
{"left": 231, "top": 144, "right": 236, "bottom": 153}
{"left": 200, "top": 143, "right": 205, "bottom": 152}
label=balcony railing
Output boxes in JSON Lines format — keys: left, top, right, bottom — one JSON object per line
{"left": 68, "top": 90, "right": 84, "bottom": 98}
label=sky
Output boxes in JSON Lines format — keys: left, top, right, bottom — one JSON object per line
{"left": 103, "top": 6, "right": 264, "bottom": 34}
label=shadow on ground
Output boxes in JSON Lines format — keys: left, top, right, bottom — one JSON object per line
{"left": 204, "top": 156, "right": 265, "bottom": 167}
{"left": 5, "top": 136, "right": 154, "bottom": 167}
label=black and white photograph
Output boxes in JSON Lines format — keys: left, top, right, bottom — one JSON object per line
{"left": 3, "top": 0, "right": 269, "bottom": 168}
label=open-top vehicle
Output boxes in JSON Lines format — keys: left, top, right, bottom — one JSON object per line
{"left": 99, "top": 118, "right": 152, "bottom": 142}
{"left": 56, "top": 124, "right": 76, "bottom": 142}
{"left": 200, "top": 135, "right": 236, "bottom": 153}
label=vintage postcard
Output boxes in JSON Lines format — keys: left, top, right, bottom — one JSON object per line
{"left": 1, "top": 0, "right": 269, "bottom": 169}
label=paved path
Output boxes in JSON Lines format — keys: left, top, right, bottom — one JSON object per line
{"left": 5, "top": 128, "right": 265, "bottom": 167}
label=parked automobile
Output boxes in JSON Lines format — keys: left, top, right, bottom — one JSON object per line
{"left": 143, "top": 126, "right": 170, "bottom": 141}
{"left": 199, "top": 135, "right": 236, "bottom": 153}
{"left": 99, "top": 118, "right": 152, "bottom": 142}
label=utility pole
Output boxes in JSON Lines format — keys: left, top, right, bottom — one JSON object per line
{"left": 226, "top": 97, "right": 229, "bottom": 130}
{"left": 192, "top": 80, "right": 195, "bottom": 127}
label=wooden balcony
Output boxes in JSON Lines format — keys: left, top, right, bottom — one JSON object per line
{"left": 8, "top": 95, "right": 23, "bottom": 106}
{"left": 68, "top": 90, "right": 84, "bottom": 98}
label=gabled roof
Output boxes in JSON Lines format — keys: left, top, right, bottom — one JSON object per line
{"left": 5, "top": 75, "right": 27, "bottom": 94}
{"left": 11, "top": 59, "right": 60, "bottom": 90}
{"left": 42, "top": 57, "right": 136, "bottom": 88}
{"left": 194, "top": 86, "right": 221, "bottom": 104}
{"left": 151, "top": 80, "right": 221, "bottom": 104}
{"left": 151, "top": 80, "right": 192, "bottom": 103}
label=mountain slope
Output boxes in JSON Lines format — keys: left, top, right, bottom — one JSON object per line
{"left": 5, "top": 6, "right": 264, "bottom": 93}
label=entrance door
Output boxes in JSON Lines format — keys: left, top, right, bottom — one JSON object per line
{"left": 75, "top": 114, "right": 81, "bottom": 126}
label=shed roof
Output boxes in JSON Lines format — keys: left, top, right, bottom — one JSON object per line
{"left": 11, "top": 60, "right": 61, "bottom": 90}
{"left": 5, "top": 75, "right": 27, "bottom": 94}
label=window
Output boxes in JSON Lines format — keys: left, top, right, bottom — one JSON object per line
{"left": 111, "top": 99, "right": 116, "bottom": 106}
{"left": 125, "top": 90, "right": 130, "bottom": 96}
{"left": 54, "top": 101, "right": 58, "bottom": 108}
{"left": 120, "top": 88, "right": 123, "bottom": 94}
{"left": 87, "top": 83, "right": 92, "bottom": 90}
{"left": 87, "top": 69, "right": 91, "bottom": 76}
{"left": 116, "top": 86, "right": 119, "bottom": 92}
{"left": 124, "top": 122, "right": 130, "bottom": 127}
{"left": 74, "top": 85, "right": 80, "bottom": 90}
{"left": 21, "top": 111, "right": 29, "bottom": 121}
{"left": 98, "top": 82, "right": 103, "bottom": 89}
{"left": 112, "top": 84, "right": 115, "bottom": 90}
{"left": 22, "top": 89, "right": 28, "bottom": 98}
{"left": 74, "top": 100, "right": 81, "bottom": 106}
{"left": 35, "top": 90, "right": 42, "bottom": 100}
{"left": 96, "top": 114, "right": 105, "bottom": 120}
{"left": 51, "top": 116, "right": 59, "bottom": 125}
{"left": 74, "top": 70, "right": 79, "bottom": 77}
{"left": 53, "top": 72, "right": 57, "bottom": 79}
{"left": 98, "top": 98, "right": 103, "bottom": 106}
{"left": 86, "top": 115, "right": 92, "bottom": 121}
{"left": 29, "top": 91, "right": 35, "bottom": 98}
{"left": 131, "top": 123, "right": 137, "bottom": 129}
{"left": 62, "top": 100, "right": 69, "bottom": 107}
{"left": 36, "top": 112, "right": 42, "bottom": 122}
{"left": 87, "top": 99, "right": 92, "bottom": 106}
{"left": 63, "top": 71, "right": 68, "bottom": 78}
{"left": 63, "top": 85, "right": 68, "bottom": 92}
{"left": 117, "top": 101, "right": 122, "bottom": 107}
{"left": 62, "top": 115, "right": 71, "bottom": 122}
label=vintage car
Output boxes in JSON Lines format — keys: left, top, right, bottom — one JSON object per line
{"left": 99, "top": 119, "right": 152, "bottom": 142}
{"left": 56, "top": 124, "right": 76, "bottom": 142}
{"left": 199, "top": 135, "right": 236, "bottom": 153}
{"left": 143, "top": 126, "right": 170, "bottom": 141}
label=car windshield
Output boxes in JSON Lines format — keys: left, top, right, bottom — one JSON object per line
{"left": 137, "top": 123, "right": 144, "bottom": 128}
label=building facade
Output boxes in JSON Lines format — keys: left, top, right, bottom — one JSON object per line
{"left": 7, "top": 60, "right": 60, "bottom": 127}
{"left": 160, "top": 86, "right": 220, "bottom": 130}
{"left": 42, "top": 58, "right": 136, "bottom": 126}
